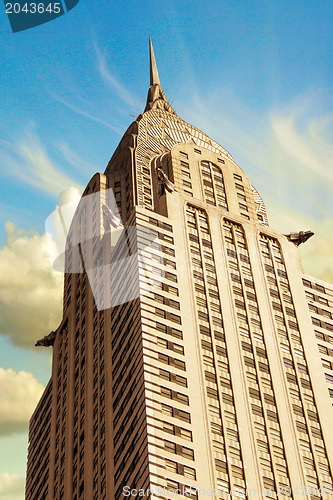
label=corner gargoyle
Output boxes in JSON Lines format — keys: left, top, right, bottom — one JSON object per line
{"left": 35, "top": 330, "right": 56, "bottom": 347}
{"left": 284, "top": 230, "right": 314, "bottom": 246}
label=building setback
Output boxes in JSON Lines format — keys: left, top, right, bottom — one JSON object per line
{"left": 25, "top": 39, "right": 333, "bottom": 500}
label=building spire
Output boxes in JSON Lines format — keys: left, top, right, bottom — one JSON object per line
{"left": 149, "top": 35, "right": 161, "bottom": 86}
{"left": 145, "top": 37, "right": 176, "bottom": 115}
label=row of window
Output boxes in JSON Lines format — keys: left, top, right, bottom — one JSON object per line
{"left": 186, "top": 206, "right": 246, "bottom": 493}
{"left": 261, "top": 235, "right": 333, "bottom": 493}
{"left": 225, "top": 221, "right": 291, "bottom": 493}
{"left": 178, "top": 150, "right": 252, "bottom": 223}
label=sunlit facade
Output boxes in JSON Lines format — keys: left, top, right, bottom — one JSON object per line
{"left": 26, "top": 39, "right": 333, "bottom": 500}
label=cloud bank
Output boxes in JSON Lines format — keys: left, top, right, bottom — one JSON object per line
{"left": 0, "top": 473, "right": 25, "bottom": 500}
{"left": 0, "top": 368, "right": 44, "bottom": 436}
{"left": 0, "top": 222, "right": 63, "bottom": 347}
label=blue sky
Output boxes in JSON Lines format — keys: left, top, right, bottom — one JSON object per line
{"left": 0, "top": 0, "right": 333, "bottom": 498}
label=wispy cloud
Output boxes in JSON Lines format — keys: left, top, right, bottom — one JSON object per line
{"left": 0, "top": 125, "right": 83, "bottom": 197}
{"left": 266, "top": 199, "right": 333, "bottom": 283}
{"left": 94, "top": 41, "right": 139, "bottom": 109}
{"left": 271, "top": 102, "right": 333, "bottom": 182}
{"left": 52, "top": 94, "right": 123, "bottom": 134}
{"left": 51, "top": 40, "right": 142, "bottom": 133}
{"left": 56, "top": 141, "right": 98, "bottom": 175}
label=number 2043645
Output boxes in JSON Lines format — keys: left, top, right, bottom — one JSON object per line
{"left": 6, "top": 3, "right": 61, "bottom": 14}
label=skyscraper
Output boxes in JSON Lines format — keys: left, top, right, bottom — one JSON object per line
{"left": 25, "top": 39, "right": 333, "bottom": 500}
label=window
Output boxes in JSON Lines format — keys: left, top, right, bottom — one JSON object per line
{"left": 159, "top": 353, "right": 170, "bottom": 364}
{"left": 161, "top": 403, "right": 173, "bottom": 417}
{"left": 154, "top": 293, "right": 164, "bottom": 304}
{"left": 174, "top": 374, "right": 187, "bottom": 387}
{"left": 142, "top": 176, "right": 151, "bottom": 186}
{"left": 163, "top": 422, "right": 175, "bottom": 435}
{"left": 173, "top": 343, "right": 184, "bottom": 355}
{"left": 169, "top": 299, "right": 180, "bottom": 310}
{"left": 211, "top": 422, "right": 222, "bottom": 434}
{"left": 157, "top": 337, "right": 168, "bottom": 348}
{"left": 322, "top": 359, "right": 332, "bottom": 369}
{"left": 161, "top": 387, "right": 189, "bottom": 405}
{"left": 297, "top": 363, "right": 308, "bottom": 374}
{"left": 317, "top": 296, "right": 329, "bottom": 305}
{"left": 179, "top": 428, "right": 192, "bottom": 441}
{"left": 159, "top": 369, "right": 171, "bottom": 381}
{"left": 162, "top": 234, "right": 174, "bottom": 244}
{"left": 213, "top": 441, "right": 225, "bottom": 454}
{"left": 237, "top": 193, "right": 246, "bottom": 202}
{"left": 156, "top": 307, "right": 166, "bottom": 318}
{"left": 184, "top": 465, "right": 196, "bottom": 479}
{"left": 318, "top": 344, "right": 329, "bottom": 355}
{"left": 239, "top": 203, "right": 248, "bottom": 212}
{"left": 166, "top": 272, "right": 177, "bottom": 282}
{"left": 165, "top": 440, "right": 176, "bottom": 453}
{"left": 166, "top": 285, "right": 179, "bottom": 296}
{"left": 156, "top": 322, "right": 167, "bottom": 333}
{"left": 169, "top": 327, "right": 183, "bottom": 340}
{"left": 173, "top": 358, "right": 186, "bottom": 370}
{"left": 169, "top": 313, "right": 182, "bottom": 324}
{"left": 165, "top": 459, "right": 177, "bottom": 473}
{"left": 181, "top": 446, "right": 194, "bottom": 460}
{"left": 177, "top": 392, "right": 189, "bottom": 405}
{"left": 200, "top": 161, "right": 227, "bottom": 209}
{"left": 178, "top": 409, "right": 191, "bottom": 423}
{"left": 166, "top": 479, "right": 178, "bottom": 490}
{"left": 161, "top": 387, "right": 172, "bottom": 399}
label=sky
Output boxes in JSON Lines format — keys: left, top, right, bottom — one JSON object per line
{"left": 0, "top": 0, "right": 333, "bottom": 498}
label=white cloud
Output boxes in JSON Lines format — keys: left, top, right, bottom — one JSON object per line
{"left": 0, "top": 126, "right": 83, "bottom": 197}
{"left": 0, "top": 369, "right": 44, "bottom": 436}
{"left": 45, "top": 187, "right": 82, "bottom": 272}
{"left": 0, "top": 222, "right": 63, "bottom": 348}
{"left": 58, "top": 186, "right": 82, "bottom": 207}
{"left": 0, "top": 473, "right": 24, "bottom": 500}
